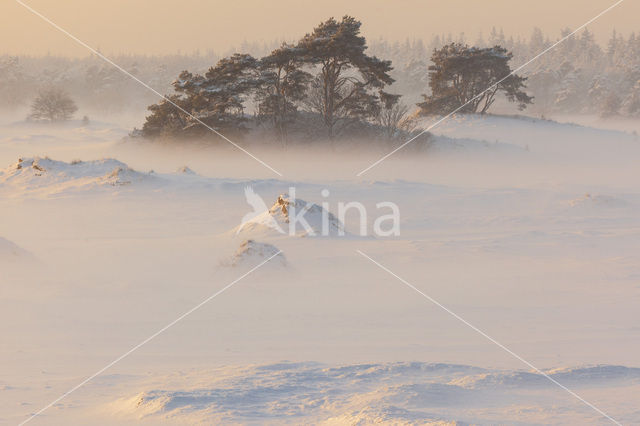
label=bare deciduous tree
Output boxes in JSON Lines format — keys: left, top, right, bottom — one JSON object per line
{"left": 377, "top": 92, "right": 417, "bottom": 140}
{"left": 29, "top": 88, "right": 78, "bottom": 122}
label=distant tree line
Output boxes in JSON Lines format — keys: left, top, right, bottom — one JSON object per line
{"left": 2, "top": 23, "right": 640, "bottom": 128}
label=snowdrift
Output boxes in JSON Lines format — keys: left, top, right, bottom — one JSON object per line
{"left": 115, "top": 362, "right": 640, "bottom": 424}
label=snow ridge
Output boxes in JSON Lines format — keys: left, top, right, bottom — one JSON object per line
{"left": 0, "top": 157, "right": 153, "bottom": 196}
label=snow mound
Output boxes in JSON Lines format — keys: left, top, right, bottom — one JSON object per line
{"left": 234, "top": 193, "right": 346, "bottom": 237}
{"left": 0, "top": 237, "right": 33, "bottom": 262}
{"left": 0, "top": 157, "right": 153, "bottom": 196}
{"left": 230, "top": 240, "right": 285, "bottom": 267}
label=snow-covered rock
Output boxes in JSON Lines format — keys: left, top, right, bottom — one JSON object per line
{"left": 176, "top": 165, "right": 196, "bottom": 175}
{"left": 234, "top": 192, "right": 346, "bottom": 237}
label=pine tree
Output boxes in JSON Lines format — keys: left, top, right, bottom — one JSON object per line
{"left": 607, "top": 29, "right": 619, "bottom": 64}
{"left": 622, "top": 79, "right": 640, "bottom": 116}
{"left": 417, "top": 43, "right": 532, "bottom": 115}
{"left": 529, "top": 27, "right": 546, "bottom": 55}
{"left": 0, "top": 56, "right": 28, "bottom": 107}
{"left": 141, "top": 54, "right": 260, "bottom": 139}
{"left": 255, "top": 44, "right": 311, "bottom": 145}
{"left": 296, "top": 16, "right": 394, "bottom": 139}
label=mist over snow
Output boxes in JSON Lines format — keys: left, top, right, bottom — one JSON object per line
{"left": 5, "top": 3, "right": 640, "bottom": 422}
{"left": 1, "top": 112, "right": 639, "bottom": 425}
{"left": 10, "top": 22, "right": 640, "bottom": 422}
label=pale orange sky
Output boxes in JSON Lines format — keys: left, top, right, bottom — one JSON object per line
{"left": 1, "top": 0, "right": 637, "bottom": 57}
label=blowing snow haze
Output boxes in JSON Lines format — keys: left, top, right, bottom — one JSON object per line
{"left": 1, "top": 1, "right": 640, "bottom": 425}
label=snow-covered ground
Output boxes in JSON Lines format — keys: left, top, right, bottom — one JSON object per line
{"left": 1, "top": 115, "right": 639, "bottom": 424}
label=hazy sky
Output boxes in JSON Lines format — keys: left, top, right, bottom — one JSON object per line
{"left": 2, "top": 0, "right": 637, "bottom": 57}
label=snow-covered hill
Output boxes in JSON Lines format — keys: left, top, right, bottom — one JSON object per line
{"left": 421, "top": 113, "right": 636, "bottom": 152}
